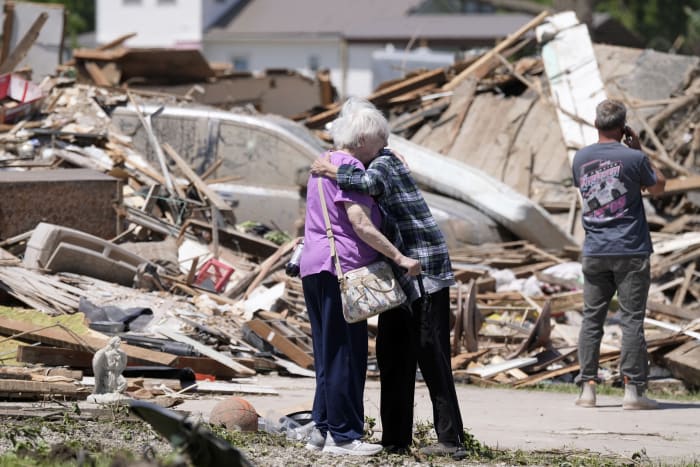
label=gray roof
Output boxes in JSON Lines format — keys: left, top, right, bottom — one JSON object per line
{"left": 205, "top": 0, "right": 532, "bottom": 42}
{"left": 345, "top": 14, "right": 533, "bottom": 40}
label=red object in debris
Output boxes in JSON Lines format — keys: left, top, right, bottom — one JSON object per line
{"left": 0, "top": 73, "right": 45, "bottom": 123}
{"left": 194, "top": 258, "right": 235, "bottom": 293}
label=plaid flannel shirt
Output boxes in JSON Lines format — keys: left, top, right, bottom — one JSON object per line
{"left": 336, "top": 149, "right": 454, "bottom": 300}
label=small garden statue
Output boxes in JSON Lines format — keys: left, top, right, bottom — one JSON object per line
{"left": 89, "top": 336, "right": 128, "bottom": 403}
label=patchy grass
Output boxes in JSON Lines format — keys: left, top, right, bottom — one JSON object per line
{"left": 0, "top": 409, "right": 695, "bottom": 466}
{"left": 0, "top": 413, "right": 623, "bottom": 467}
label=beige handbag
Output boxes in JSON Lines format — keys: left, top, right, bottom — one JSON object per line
{"left": 317, "top": 178, "right": 406, "bottom": 323}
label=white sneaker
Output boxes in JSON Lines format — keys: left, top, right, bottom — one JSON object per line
{"left": 322, "top": 435, "right": 383, "bottom": 456}
{"left": 304, "top": 427, "right": 326, "bottom": 451}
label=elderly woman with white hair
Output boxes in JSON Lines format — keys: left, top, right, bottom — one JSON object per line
{"left": 300, "top": 97, "right": 420, "bottom": 456}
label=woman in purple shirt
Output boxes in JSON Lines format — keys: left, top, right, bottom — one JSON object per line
{"left": 300, "top": 98, "right": 420, "bottom": 456}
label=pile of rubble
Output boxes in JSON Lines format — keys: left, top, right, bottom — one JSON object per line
{"left": 0, "top": 10, "right": 699, "bottom": 404}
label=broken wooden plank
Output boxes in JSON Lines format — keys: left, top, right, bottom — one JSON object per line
{"left": 663, "top": 340, "right": 700, "bottom": 387}
{"left": 246, "top": 319, "right": 314, "bottom": 370}
{"left": 84, "top": 61, "right": 112, "bottom": 87}
{"left": 465, "top": 356, "right": 537, "bottom": 379}
{"left": 0, "top": 379, "right": 89, "bottom": 399}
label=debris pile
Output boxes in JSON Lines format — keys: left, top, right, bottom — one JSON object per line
{"left": 0, "top": 9, "right": 699, "bottom": 406}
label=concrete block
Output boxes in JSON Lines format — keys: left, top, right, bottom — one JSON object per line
{"left": 0, "top": 169, "right": 121, "bottom": 240}
{"left": 23, "top": 222, "right": 147, "bottom": 286}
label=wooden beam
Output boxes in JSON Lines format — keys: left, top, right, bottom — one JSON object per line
{"left": 673, "top": 262, "right": 696, "bottom": 306}
{"left": 1, "top": 1, "right": 15, "bottom": 63}
{"left": 98, "top": 32, "right": 137, "bottom": 51}
{"left": 655, "top": 175, "right": 700, "bottom": 197}
{"left": 0, "top": 11, "right": 48, "bottom": 74}
{"left": 0, "top": 317, "right": 177, "bottom": 366}
{"left": 647, "top": 299, "right": 700, "bottom": 322}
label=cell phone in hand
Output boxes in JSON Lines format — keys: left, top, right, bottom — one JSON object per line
{"left": 623, "top": 125, "right": 634, "bottom": 145}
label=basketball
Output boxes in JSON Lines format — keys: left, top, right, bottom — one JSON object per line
{"left": 209, "top": 396, "right": 259, "bottom": 432}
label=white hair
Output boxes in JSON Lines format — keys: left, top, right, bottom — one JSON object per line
{"left": 329, "top": 97, "right": 389, "bottom": 150}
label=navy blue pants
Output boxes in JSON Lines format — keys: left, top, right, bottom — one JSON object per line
{"left": 302, "top": 271, "right": 368, "bottom": 443}
{"left": 377, "top": 287, "right": 464, "bottom": 448}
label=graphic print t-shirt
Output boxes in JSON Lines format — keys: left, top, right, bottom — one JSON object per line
{"left": 572, "top": 142, "right": 657, "bottom": 256}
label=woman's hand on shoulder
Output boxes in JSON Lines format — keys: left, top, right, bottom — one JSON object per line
{"left": 387, "top": 148, "right": 410, "bottom": 172}
{"left": 310, "top": 153, "right": 338, "bottom": 179}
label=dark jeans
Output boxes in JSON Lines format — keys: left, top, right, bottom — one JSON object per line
{"left": 377, "top": 287, "right": 464, "bottom": 448}
{"left": 576, "top": 255, "right": 651, "bottom": 388}
{"left": 302, "top": 271, "right": 368, "bottom": 442}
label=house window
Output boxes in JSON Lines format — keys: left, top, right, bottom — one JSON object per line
{"left": 232, "top": 56, "right": 249, "bottom": 71}
{"left": 308, "top": 55, "right": 320, "bottom": 72}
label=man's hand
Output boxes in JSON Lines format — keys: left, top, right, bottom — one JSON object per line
{"left": 310, "top": 153, "right": 339, "bottom": 179}
{"left": 396, "top": 256, "right": 421, "bottom": 276}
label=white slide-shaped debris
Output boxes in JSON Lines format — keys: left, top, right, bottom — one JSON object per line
{"left": 388, "top": 135, "right": 578, "bottom": 250}
{"left": 536, "top": 11, "right": 607, "bottom": 164}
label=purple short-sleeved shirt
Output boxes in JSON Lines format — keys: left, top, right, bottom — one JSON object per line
{"left": 300, "top": 151, "right": 382, "bottom": 278}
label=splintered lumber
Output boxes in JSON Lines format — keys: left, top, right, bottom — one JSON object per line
{"left": 0, "top": 316, "right": 176, "bottom": 366}
{"left": 304, "top": 67, "right": 448, "bottom": 128}
{"left": 243, "top": 240, "right": 297, "bottom": 299}
{"left": 0, "top": 380, "right": 89, "bottom": 400}
{"left": 162, "top": 142, "right": 236, "bottom": 225}
{"left": 154, "top": 327, "right": 255, "bottom": 377}
{"left": 442, "top": 10, "right": 549, "bottom": 92}
{"left": 246, "top": 319, "right": 314, "bottom": 369}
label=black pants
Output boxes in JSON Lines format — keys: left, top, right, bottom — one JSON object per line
{"left": 376, "top": 287, "right": 464, "bottom": 448}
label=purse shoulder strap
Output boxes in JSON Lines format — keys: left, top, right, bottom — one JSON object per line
{"left": 317, "top": 176, "right": 345, "bottom": 281}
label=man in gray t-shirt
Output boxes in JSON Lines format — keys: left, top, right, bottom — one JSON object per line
{"left": 572, "top": 99, "right": 665, "bottom": 410}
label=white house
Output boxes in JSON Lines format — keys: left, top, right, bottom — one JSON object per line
{"left": 94, "top": 0, "right": 533, "bottom": 97}
{"left": 95, "top": 0, "right": 239, "bottom": 49}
